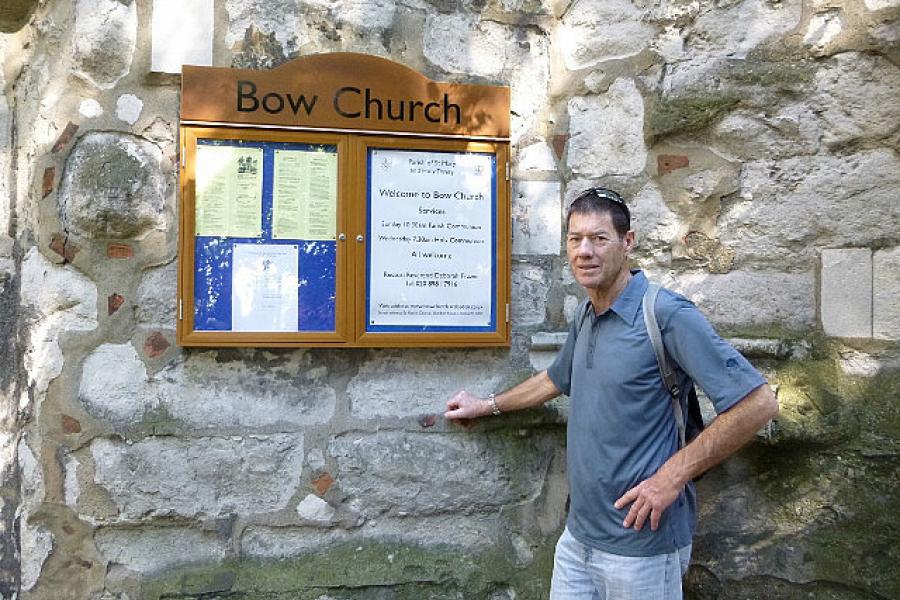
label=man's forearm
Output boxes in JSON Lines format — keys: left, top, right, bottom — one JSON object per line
{"left": 492, "top": 370, "right": 561, "bottom": 414}
{"left": 659, "top": 384, "right": 779, "bottom": 486}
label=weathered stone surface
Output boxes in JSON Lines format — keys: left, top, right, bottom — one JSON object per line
{"left": 666, "top": 270, "right": 816, "bottom": 331}
{"left": 512, "top": 181, "right": 561, "bottom": 255}
{"left": 630, "top": 182, "right": 678, "bottom": 259}
{"left": 19, "top": 520, "right": 52, "bottom": 590}
{"left": 347, "top": 350, "right": 509, "bottom": 418}
{"left": 865, "top": 0, "right": 900, "bottom": 9}
{"left": 73, "top": 0, "right": 137, "bottom": 89}
{"left": 225, "top": 0, "right": 307, "bottom": 56}
{"left": 79, "top": 344, "right": 335, "bottom": 430}
{"left": 151, "top": 0, "right": 214, "bottom": 73}
{"left": 515, "top": 141, "right": 556, "bottom": 173}
{"left": 512, "top": 264, "right": 550, "bottom": 326}
{"left": 95, "top": 527, "right": 227, "bottom": 574}
{"left": 721, "top": 150, "right": 900, "bottom": 267}
{"left": 329, "top": 431, "right": 553, "bottom": 517}
{"left": 874, "top": 247, "right": 900, "bottom": 340}
{"left": 814, "top": 52, "right": 900, "bottom": 148}
{"left": 58, "top": 132, "right": 168, "bottom": 239}
{"left": 557, "top": 0, "right": 656, "bottom": 70}
{"left": 567, "top": 79, "right": 647, "bottom": 178}
{"left": 296, "top": 494, "right": 335, "bottom": 523}
{"left": 242, "top": 514, "right": 500, "bottom": 558}
{"left": 20, "top": 248, "right": 98, "bottom": 399}
{"left": 17, "top": 439, "right": 43, "bottom": 513}
{"left": 89, "top": 435, "right": 304, "bottom": 520}
{"left": 114, "top": 94, "right": 142, "bottom": 125}
{"left": 803, "top": 9, "right": 844, "bottom": 55}
{"left": 821, "top": 248, "right": 872, "bottom": 338}
{"left": 710, "top": 104, "right": 821, "bottom": 160}
{"left": 134, "top": 261, "right": 177, "bottom": 327}
{"left": 687, "top": 0, "right": 802, "bottom": 60}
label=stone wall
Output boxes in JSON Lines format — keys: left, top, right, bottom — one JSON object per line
{"left": 1, "top": 0, "right": 899, "bottom": 599}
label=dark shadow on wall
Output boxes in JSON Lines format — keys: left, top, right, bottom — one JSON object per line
{"left": 0, "top": 0, "right": 38, "bottom": 33}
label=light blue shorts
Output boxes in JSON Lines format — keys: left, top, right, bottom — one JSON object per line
{"left": 549, "top": 527, "right": 692, "bottom": 600}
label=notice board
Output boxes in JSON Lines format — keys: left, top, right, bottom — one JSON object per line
{"left": 178, "top": 53, "right": 510, "bottom": 347}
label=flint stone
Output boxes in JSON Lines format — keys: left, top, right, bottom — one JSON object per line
{"left": 567, "top": 79, "right": 647, "bottom": 179}
{"left": 330, "top": 431, "right": 552, "bottom": 516}
{"left": 666, "top": 270, "right": 815, "bottom": 331}
{"left": 874, "top": 247, "right": 900, "bottom": 340}
{"left": 722, "top": 150, "right": 900, "bottom": 267}
{"left": 821, "top": 248, "right": 872, "bottom": 338}
{"left": 20, "top": 248, "right": 98, "bottom": 398}
{"left": 79, "top": 99, "right": 103, "bottom": 119}
{"left": 557, "top": 0, "right": 656, "bottom": 70}
{"left": 242, "top": 515, "right": 500, "bottom": 559}
{"left": 347, "top": 350, "right": 509, "bottom": 418}
{"left": 512, "top": 181, "right": 561, "bottom": 255}
{"left": 73, "top": 0, "right": 137, "bottom": 89}
{"left": 135, "top": 261, "right": 177, "bottom": 327}
{"left": 89, "top": 434, "right": 304, "bottom": 520}
{"left": 59, "top": 132, "right": 168, "bottom": 239}
{"left": 814, "top": 53, "right": 900, "bottom": 148}
{"left": 296, "top": 494, "right": 335, "bottom": 523}
{"left": 512, "top": 264, "right": 550, "bottom": 326}
{"left": 95, "top": 527, "right": 226, "bottom": 574}
{"left": 20, "top": 520, "right": 53, "bottom": 590}
{"left": 79, "top": 343, "right": 335, "bottom": 430}
{"left": 115, "top": 94, "right": 143, "bottom": 125}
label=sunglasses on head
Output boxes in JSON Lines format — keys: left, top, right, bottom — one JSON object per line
{"left": 574, "top": 187, "right": 630, "bottom": 224}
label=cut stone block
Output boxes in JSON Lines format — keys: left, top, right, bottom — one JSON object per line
{"left": 512, "top": 181, "right": 561, "bottom": 255}
{"left": 821, "top": 248, "right": 872, "bottom": 338}
{"left": 151, "top": 0, "right": 214, "bottom": 73}
{"left": 874, "top": 247, "right": 900, "bottom": 340}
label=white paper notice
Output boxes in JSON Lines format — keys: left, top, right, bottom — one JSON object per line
{"left": 231, "top": 244, "right": 299, "bottom": 332}
{"left": 368, "top": 149, "right": 494, "bottom": 328}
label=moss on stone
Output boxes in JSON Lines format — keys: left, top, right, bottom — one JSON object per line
{"left": 650, "top": 93, "right": 741, "bottom": 139}
{"left": 140, "top": 538, "right": 555, "bottom": 599}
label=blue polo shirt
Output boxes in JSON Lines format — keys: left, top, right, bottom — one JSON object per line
{"left": 547, "top": 270, "right": 766, "bottom": 556}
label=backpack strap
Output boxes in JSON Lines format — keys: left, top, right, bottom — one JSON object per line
{"left": 642, "top": 283, "right": 687, "bottom": 449}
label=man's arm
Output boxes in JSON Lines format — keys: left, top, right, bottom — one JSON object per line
{"left": 444, "top": 370, "right": 561, "bottom": 420}
{"left": 614, "top": 383, "right": 778, "bottom": 531}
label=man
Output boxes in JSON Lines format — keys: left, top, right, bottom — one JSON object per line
{"left": 445, "top": 187, "right": 778, "bottom": 599}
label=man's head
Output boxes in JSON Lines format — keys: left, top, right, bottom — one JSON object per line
{"left": 565, "top": 187, "right": 634, "bottom": 294}
{"left": 565, "top": 187, "right": 630, "bottom": 236}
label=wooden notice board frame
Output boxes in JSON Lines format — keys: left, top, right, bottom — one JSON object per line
{"left": 178, "top": 53, "right": 511, "bottom": 348}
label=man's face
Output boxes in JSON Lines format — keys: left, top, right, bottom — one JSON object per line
{"left": 566, "top": 210, "right": 634, "bottom": 292}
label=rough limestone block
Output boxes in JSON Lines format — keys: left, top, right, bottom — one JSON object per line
{"left": 865, "top": 0, "right": 900, "bottom": 9}
{"left": 20, "top": 248, "right": 98, "bottom": 399}
{"left": 95, "top": 527, "right": 226, "bottom": 574}
{"left": 512, "top": 181, "right": 561, "bottom": 256}
{"left": 821, "top": 248, "right": 872, "bottom": 338}
{"left": 79, "top": 344, "right": 335, "bottom": 430}
{"left": 58, "top": 132, "right": 168, "bottom": 239}
{"left": 711, "top": 105, "right": 821, "bottom": 160}
{"left": 135, "top": 261, "right": 177, "bottom": 327}
{"left": 512, "top": 263, "right": 550, "bottom": 326}
{"left": 874, "top": 247, "right": 900, "bottom": 340}
{"left": 242, "top": 515, "right": 500, "bottom": 559}
{"left": 225, "top": 0, "right": 308, "bottom": 55}
{"left": 566, "top": 79, "right": 647, "bottom": 179}
{"left": 424, "top": 14, "right": 508, "bottom": 77}
{"left": 557, "top": 0, "right": 656, "bottom": 69}
{"left": 814, "top": 53, "right": 900, "bottom": 148}
{"left": 668, "top": 270, "right": 815, "bottom": 331}
{"left": 328, "top": 431, "right": 552, "bottom": 517}
{"left": 722, "top": 150, "right": 900, "bottom": 266}
{"left": 515, "top": 142, "right": 557, "bottom": 173}
{"left": 347, "top": 350, "right": 511, "bottom": 418}
{"left": 73, "top": 0, "right": 137, "bottom": 89}
{"left": 629, "top": 182, "right": 679, "bottom": 257}
{"left": 90, "top": 434, "right": 304, "bottom": 520}
{"left": 19, "top": 520, "right": 53, "bottom": 591}
{"left": 151, "top": 0, "right": 214, "bottom": 73}
{"left": 690, "top": 0, "right": 801, "bottom": 59}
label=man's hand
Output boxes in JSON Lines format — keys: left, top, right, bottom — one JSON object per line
{"left": 614, "top": 468, "right": 684, "bottom": 531}
{"left": 444, "top": 390, "right": 490, "bottom": 421}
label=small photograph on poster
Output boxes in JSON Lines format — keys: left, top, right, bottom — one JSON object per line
{"left": 231, "top": 243, "right": 299, "bottom": 331}
{"left": 367, "top": 148, "right": 495, "bottom": 329}
{"left": 195, "top": 144, "right": 263, "bottom": 238}
{"left": 272, "top": 149, "right": 337, "bottom": 240}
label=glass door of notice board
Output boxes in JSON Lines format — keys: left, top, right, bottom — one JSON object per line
{"left": 178, "top": 128, "right": 352, "bottom": 346}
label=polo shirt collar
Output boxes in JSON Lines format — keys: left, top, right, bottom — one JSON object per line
{"left": 609, "top": 269, "right": 648, "bottom": 326}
